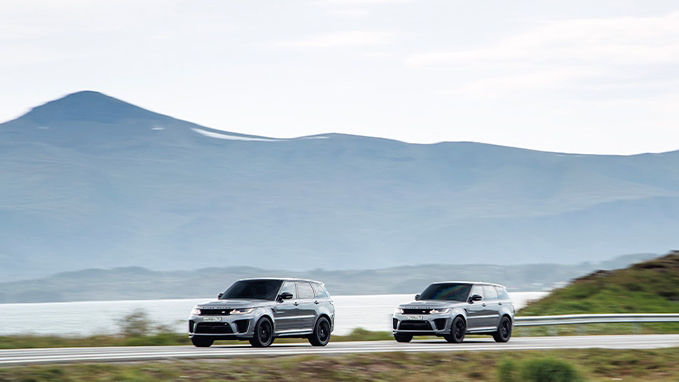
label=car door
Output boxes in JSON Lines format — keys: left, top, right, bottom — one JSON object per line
{"left": 295, "top": 281, "right": 318, "bottom": 331}
{"left": 465, "top": 284, "right": 486, "bottom": 329}
{"left": 272, "top": 281, "right": 301, "bottom": 333}
{"left": 482, "top": 285, "right": 501, "bottom": 328}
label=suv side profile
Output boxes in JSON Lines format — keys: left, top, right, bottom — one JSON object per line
{"left": 392, "top": 281, "right": 514, "bottom": 343}
{"left": 188, "top": 278, "right": 334, "bottom": 347}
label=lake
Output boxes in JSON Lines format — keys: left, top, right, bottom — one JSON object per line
{"left": 0, "top": 292, "right": 547, "bottom": 336}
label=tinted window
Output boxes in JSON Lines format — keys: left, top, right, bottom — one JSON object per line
{"left": 469, "top": 285, "right": 484, "bottom": 300}
{"left": 496, "top": 286, "right": 510, "bottom": 300}
{"left": 278, "top": 281, "right": 297, "bottom": 299}
{"left": 220, "top": 279, "right": 283, "bottom": 301}
{"left": 483, "top": 285, "right": 498, "bottom": 301}
{"left": 297, "top": 282, "right": 315, "bottom": 299}
{"left": 311, "top": 283, "right": 329, "bottom": 298}
{"left": 419, "top": 283, "right": 472, "bottom": 301}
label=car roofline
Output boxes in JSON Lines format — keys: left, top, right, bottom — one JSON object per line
{"left": 237, "top": 277, "right": 325, "bottom": 285}
{"left": 429, "top": 281, "right": 506, "bottom": 288}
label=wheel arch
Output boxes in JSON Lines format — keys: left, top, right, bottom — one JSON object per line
{"left": 315, "top": 313, "right": 332, "bottom": 328}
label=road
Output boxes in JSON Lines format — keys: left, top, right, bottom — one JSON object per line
{"left": 1, "top": 335, "right": 678, "bottom": 366}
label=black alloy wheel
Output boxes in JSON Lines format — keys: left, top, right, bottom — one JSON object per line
{"left": 191, "top": 336, "right": 214, "bottom": 347}
{"left": 393, "top": 333, "right": 413, "bottom": 343}
{"left": 309, "top": 317, "right": 331, "bottom": 346}
{"left": 444, "top": 316, "right": 466, "bottom": 343}
{"left": 249, "top": 317, "right": 274, "bottom": 347}
{"left": 493, "top": 316, "right": 512, "bottom": 343}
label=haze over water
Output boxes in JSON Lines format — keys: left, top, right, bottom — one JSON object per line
{"left": 0, "top": 292, "right": 546, "bottom": 336}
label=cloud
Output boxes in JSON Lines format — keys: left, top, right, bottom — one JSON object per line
{"left": 314, "top": 0, "right": 409, "bottom": 4}
{"left": 276, "top": 30, "right": 392, "bottom": 48}
{"left": 407, "top": 12, "right": 679, "bottom": 68}
{"left": 407, "top": 12, "right": 679, "bottom": 99}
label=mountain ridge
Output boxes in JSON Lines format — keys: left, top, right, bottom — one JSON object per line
{"left": 1, "top": 91, "right": 678, "bottom": 281}
{"left": 8, "top": 90, "right": 678, "bottom": 154}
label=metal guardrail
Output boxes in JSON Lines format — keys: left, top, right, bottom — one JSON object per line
{"left": 515, "top": 313, "right": 679, "bottom": 327}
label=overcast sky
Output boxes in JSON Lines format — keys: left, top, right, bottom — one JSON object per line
{"left": 2, "top": 0, "right": 678, "bottom": 154}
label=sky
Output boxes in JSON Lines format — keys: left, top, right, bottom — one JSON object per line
{"left": 1, "top": 0, "right": 678, "bottom": 154}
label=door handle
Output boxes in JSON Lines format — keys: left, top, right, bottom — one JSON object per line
{"left": 314, "top": 300, "right": 319, "bottom": 304}
{"left": 294, "top": 302, "right": 299, "bottom": 306}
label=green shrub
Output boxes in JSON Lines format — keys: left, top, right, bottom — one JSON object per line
{"left": 497, "top": 359, "right": 518, "bottom": 382}
{"left": 116, "top": 309, "right": 153, "bottom": 337}
{"left": 520, "top": 358, "right": 583, "bottom": 382}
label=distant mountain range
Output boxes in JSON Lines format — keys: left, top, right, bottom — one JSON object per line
{"left": 1, "top": 91, "right": 678, "bottom": 281}
{"left": 0, "top": 253, "right": 657, "bottom": 303}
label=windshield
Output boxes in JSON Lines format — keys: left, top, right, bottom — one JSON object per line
{"left": 419, "top": 283, "right": 472, "bottom": 301}
{"left": 220, "top": 279, "right": 283, "bottom": 300}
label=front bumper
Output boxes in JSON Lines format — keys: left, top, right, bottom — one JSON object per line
{"left": 188, "top": 313, "right": 256, "bottom": 338}
{"left": 392, "top": 313, "right": 452, "bottom": 335}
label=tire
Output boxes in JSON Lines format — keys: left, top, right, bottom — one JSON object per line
{"left": 308, "top": 317, "right": 331, "bottom": 346}
{"left": 191, "top": 336, "right": 213, "bottom": 347}
{"left": 444, "top": 316, "right": 466, "bottom": 343}
{"left": 394, "top": 333, "right": 412, "bottom": 343}
{"left": 249, "top": 317, "right": 275, "bottom": 347}
{"left": 493, "top": 316, "right": 512, "bottom": 343}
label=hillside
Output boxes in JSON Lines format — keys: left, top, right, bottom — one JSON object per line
{"left": 519, "top": 251, "right": 679, "bottom": 315}
{"left": 2, "top": 91, "right": 679, "bottom": 280}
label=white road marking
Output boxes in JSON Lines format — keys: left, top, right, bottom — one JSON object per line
{"left": 1, "top": 335, "right": 677, "bottom": 365}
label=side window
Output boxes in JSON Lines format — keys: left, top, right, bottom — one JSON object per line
{"left": 311, "top": 283, "right": 329, "bottom": 298}
{"left": 297, "top": 282, "right": 315, "bottom": 299}
{"left": 469, "top": 285, "right": 484, "bottom": 300}
{"left": 496, "top": 286, "right": 510, "bottom": 300}
{"left": 483, "top": 285, "right": 498, "bottom": 301}
{"left": 279, "top": 281, "right": 297, "bottom": 299}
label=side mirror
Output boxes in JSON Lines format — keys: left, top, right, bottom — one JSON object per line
{"left": 469, "top": 294, "right": 482, "bottom": 303}
{"left": 415, "top": 294, "right": 421, "bottom": 301}
{"left": 217, "top": 293, "right": 223, "bottom": 299}
{"left": 277, "top": 292, "right": 293, "bottom": 302}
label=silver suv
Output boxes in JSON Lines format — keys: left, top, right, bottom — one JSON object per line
{"left": 188, "top": 278, "right": 334, "bottom": 347}
{"left": 392, "top": 281, "right": 514, "bottom": 343}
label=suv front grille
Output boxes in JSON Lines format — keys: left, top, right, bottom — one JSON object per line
{"left": 399, "top": 320, "right": 433, "bottom": 330}
{"left": 200, "top": 309, "right": 232, "bottom": 316}
{"left": 402, "top": 309, "right": 431, "bottom": 315}
{"left": 195, "top": 322, "right": 234, "bottom": 334}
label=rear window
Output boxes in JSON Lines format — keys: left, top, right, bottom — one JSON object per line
{"left": 495, "top": 286, "right": 510, "bottom": 300}
{"left": 311, "top": 283, "right": 330, "bottom": 298}
{"left": 483, "top": 285, "right": 498, "bottom": 301}
{"left": 296, "top": 282, "right": 315, "bottom": 299}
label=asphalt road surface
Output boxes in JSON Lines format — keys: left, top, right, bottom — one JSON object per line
{"left": 2, "top": 335, "right": 678, "bottom": 366}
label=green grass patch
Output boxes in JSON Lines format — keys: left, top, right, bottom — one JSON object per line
{"left": 517, "top": 252, "right": 679, "bottom": 335}
{"left": 1, "top": 348, "right": 679, "bottom": 381}
{"left": 0, "top": 328, "right": 398, "bottom": 350}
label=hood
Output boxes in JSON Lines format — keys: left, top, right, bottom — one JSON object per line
{"left": 196, "top": 299, "right": 274, "bottom": 309}
{"left": 399, "top": 300, "right": 465, "bottom": 309}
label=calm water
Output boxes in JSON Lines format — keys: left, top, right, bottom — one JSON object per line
{"left": 0, "top": 292, "right": 546, "bottom": 336}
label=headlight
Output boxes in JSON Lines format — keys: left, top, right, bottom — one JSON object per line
{"left": 190, "top": 307, "right": 201, "bottom": 316}
{"left": 393, "top": 308, "right": 404, "bottom": 315}
{"left": 231, "top": 308, "right": 255, "bottom": 314}
{"left": 430, "top": 308, "right": 450, "bottom": 314}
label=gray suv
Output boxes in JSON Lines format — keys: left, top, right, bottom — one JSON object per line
{"left": 392, "top": 281, "right": 514, "bottom": 343}
{"left": 188, "top": 278, "right": 334, "bottom": 347}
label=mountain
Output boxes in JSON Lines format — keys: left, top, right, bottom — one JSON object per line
{"left": 1, "top": 91, "right": 679, "bottom": 281}
{"left": 0, "top": 253, "right": 657, "bottom": 303}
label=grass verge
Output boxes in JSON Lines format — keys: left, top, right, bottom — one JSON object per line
{"left": 0, "top": 328, "right": 395, "bottom": 349}
{"left": 1, "top": 348, "right": 679, "bottom": 381}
